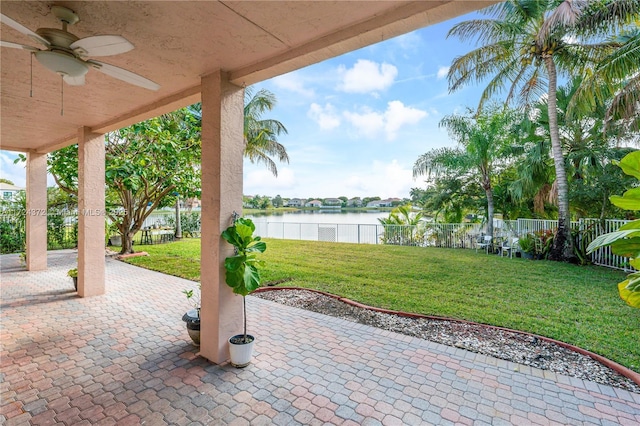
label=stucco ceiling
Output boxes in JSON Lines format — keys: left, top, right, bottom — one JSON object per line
{"left": 1, "top": 1, "right": 494, "bottom": 153}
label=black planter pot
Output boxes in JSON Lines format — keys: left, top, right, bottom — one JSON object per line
{"left": 182, "top": 309, "right": 201, "bottom": 346}
{"left": 72, "top": 277, "right": 77, "bottom": 291}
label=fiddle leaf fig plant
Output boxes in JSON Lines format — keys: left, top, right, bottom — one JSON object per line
{"left": 221, "top": 217, "right": 266, "bottom": 342}
{"left": 587, "top": 151, "right": 640, "bottom": 308}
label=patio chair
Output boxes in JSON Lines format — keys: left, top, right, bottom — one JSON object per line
{"left": 500, "top": 237, "right": 519, "bottom": 258}
{"left": 476, "top": 235, "right": 492, "bottom": 254}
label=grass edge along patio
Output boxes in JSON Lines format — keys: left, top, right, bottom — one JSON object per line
{"left": 123, "top": 237, "right": 640, "bottom": 375}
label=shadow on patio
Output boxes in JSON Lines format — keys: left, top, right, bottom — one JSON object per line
{"left": 1, "top": 250, "right": 639, "bottom": 425}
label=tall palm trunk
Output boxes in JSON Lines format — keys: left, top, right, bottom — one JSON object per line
{"left": 485, "top": 187, "right": 495, "bottom": 239}
{"left": 483, "top": 173, "right": 494, "bottom": 239}
{"left": 545, "top": 57, "right": 574, "bottom": 261}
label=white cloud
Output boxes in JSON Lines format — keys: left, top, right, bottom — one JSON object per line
{"left": 344, "top": 160, "right": 414, "bottom": 198}
{"left": 338, "top": 59, "right": 398, "bottom": 93}
{"left": 272, "top": 72, "right": 315, "bottom": 97}
{"left": 343, "top": 101, "right": 427, "bottom": 141}
{"left": 307, "top": 103, "right": 341, "bottom": 130}
{"left": 244, "top": 167, "right": 296, "bottom": 194}
{"left": 437, "top": 66, "right": 449, "bottom": 80}
{"left": 393, "top": 32, "right": 422, "bottom": 51}
{"left": 384, "top": 101, "right": 428, "bottom": 140}
{"left": 343, "top": 108, "right": 384, "bottom": 139}
{"left": 243, "top": 160, "right": 414, "bottom": 199}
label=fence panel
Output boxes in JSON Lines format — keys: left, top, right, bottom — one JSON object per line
{"left": 2, "top": 207, "right": 637, "bottom": 273}
{"left": 424, "top": 223, "right": 483, "bottom": 248}
{"left": 0, "top": 210, "right": 78, "bottom": 254}
{"left": 0, "top": 212, "right": 26, "bottom": 254}
{"left": 578, "top": 218, "right": 632, "bottom": 271}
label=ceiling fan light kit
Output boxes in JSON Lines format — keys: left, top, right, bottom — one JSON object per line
{"left": 34, "top": 50, "right": 89, "bottom": 77}
{"left": 1, "top": 5, "right": 159, "bottom": 91}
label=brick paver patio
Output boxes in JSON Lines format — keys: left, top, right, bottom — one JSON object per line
{"left": 1, "top": 250, "right": 639, "bottom": 425}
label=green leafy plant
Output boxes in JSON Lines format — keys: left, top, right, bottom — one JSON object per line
{"left": 587, "top": 151, "right": 640, "bottom": 308}
{"left": 221, "top": 217, "right": 266, "bottom": 343}
{"left": 534, "top": 229, "right": 554, "bottom": 259}
{"left": 517, "top": 233, "right": 535, "bottom": 255}
{"left": 183, "top": 283, "right": 201, "bottom": 316}
{"left": 67, "top": 268, "right": 78, "bottom": 278}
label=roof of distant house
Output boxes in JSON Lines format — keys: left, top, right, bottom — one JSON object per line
{"left": 0, "top": 183, "right": 24, "bottom": 191}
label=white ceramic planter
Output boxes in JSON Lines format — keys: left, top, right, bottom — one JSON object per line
{"left": 228, "top": 334, "right": 255, "bottom": 368}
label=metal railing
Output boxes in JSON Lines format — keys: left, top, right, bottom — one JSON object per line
{"left": 0, "top": 210, "right": 78, "bottom": 254}
{"left": 253, "top": 218, "right": 634, "bottom": 272}
{"left": 1, "top": 208, "right": 634, "bottom": 272}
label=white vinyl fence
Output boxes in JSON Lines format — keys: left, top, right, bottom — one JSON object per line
{"left": 134, "top": 213, "right": 635, "bottom": 271}
{"left": 4, "top": 205, "right": 630, "bottom": 272}
{"left": 253, "top": 217, "right": 633, "bottom": 272}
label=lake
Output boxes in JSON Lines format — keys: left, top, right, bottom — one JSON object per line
{"left": 246, "top": 210, "right": 389, "bottom": 225}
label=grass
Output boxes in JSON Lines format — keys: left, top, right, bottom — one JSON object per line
{"left": 124, "top": 238, "right": 640, "bottom": 372}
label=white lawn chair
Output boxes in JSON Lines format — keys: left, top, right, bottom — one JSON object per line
{"left": 501, "top": 237, "right": 519, "bottom": 258}
{"left": 476, "top": 235, "right": 492, "bottom": 254}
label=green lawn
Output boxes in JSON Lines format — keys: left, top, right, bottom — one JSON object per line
{"left": 123, "top": 238, "right": 640, "bottom": 372}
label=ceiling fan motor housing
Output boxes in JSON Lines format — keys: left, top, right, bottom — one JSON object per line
{"left": 35, "top": 28, "right": 78, "bottom": 48}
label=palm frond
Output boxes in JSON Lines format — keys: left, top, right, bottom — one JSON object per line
{"left": 449, "top": 42, "right": 516, "bottom": 93}
{"left": 412, "top": 148, "right": 467, "bottom": 179}
{"left": 539, "top": 0, "right": 586, "bottom": 43}
{"left": 577, "top": 0, "right": 640, "bottom": 37}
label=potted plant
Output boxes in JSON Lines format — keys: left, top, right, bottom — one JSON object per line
{"left": 534, "top": 229, "right": 554, "bottom": 260}
{"left": 67, "top": 268, "right": 78, "bottom": 291}
{"left": 182, "top": 284, "right": 201, "bottom": 346}
{"left": 518, "top": 233, "right": 536, "bottom": 259}
{"left": 221, "top": 217, "right": 266, "bottom": 368}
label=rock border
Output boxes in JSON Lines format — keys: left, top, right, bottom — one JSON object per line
{"left": 254, "top": 286, "right": 640, "bottom": 387}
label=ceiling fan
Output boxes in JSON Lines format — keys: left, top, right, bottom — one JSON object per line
{"left": 1, "top": 5, "right": 160, "bottom": 91}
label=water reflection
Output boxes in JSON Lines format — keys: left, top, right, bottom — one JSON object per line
{"left": 246, "top": 210, "right": 389, "bottom": 225}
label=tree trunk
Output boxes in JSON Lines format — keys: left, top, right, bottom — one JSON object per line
{"left": 121, "top": 231, "right": 135, "bottom": 254}
{"left": 485, "top": 186, "right": 494, "bottom": 240}
{"left": 544, "top": 57, "right": 575, "bottom": 262}
{"left": 119, "top": 212, "right": 136, "bottom": 255}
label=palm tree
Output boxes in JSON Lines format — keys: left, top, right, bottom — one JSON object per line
{"left": 446, "top": 0, "right": 618, "bottom": 261}
{"left": 378, "top": 204, "right": 424, "bottom": 246}
{"left": 189, "top": 87, "right": 289, "bottom": 176}
{"left": 413, "top": 106, "right": 520, "bottom": 239}
{"left": 243, "top": 87, "right": 289, "bottom": 177}
{"left": 570, "top": 2, "right": 640, "bottom": 132}
{"left": 513, "top": 76, "right": 638, "bottom": 219}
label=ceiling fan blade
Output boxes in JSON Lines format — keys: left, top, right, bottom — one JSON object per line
{"left": 1, "top": 40, "right": 39, "bottom": 51}
{"left": 88, "top": 60, "right": 160, "bottom": 91}
{"left": 1, "top": 13, "right": 50, "bottom": 47}
{"left": 63, "top": 74, "right": 86, "bottom": 86}
{"left": 71, "top": 35, "right": 134, "bottom": 57}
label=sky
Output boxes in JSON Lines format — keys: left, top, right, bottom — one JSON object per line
{"left": 0, "top": 10, "right": 486, "bottom": 200}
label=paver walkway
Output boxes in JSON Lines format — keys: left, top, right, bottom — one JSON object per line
{"left": 1, "top": 250, "right": 639, "bottom": 425}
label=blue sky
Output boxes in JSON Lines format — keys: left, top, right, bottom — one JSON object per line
{"left": 1, "top": 11, "right": 484, "bottom": 199}
{"left": 245, "top": 11, "right": 484, "bottom": 199}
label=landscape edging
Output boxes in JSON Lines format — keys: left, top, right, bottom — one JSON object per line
{"left": 253, "top": 286, "right": 640, "bottom": 387}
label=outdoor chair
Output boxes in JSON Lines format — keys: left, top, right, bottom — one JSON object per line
{"left": 476, "top": 235, "right": 492, "bottom": 254}
{"left": 500, "top": 237, "right": 519, "bottom": 258}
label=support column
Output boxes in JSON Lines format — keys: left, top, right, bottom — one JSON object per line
{"left": 77, "top": 127, "right": 105, "bottom": 297}
{"left": 25, "top": 151, "right": 47, "bottom": 271}
{"left": 200, "top": 70, "right": 245, "bottom": 364}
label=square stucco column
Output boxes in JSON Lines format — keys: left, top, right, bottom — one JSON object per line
{"left": 200, "top": 70, "right": 245, "bottom": 364}
{"left": 77, "top": 127, "right": 105, "bottom": 297}
{"left": 26, "top": 151, "right": 47, "bottom": 271}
